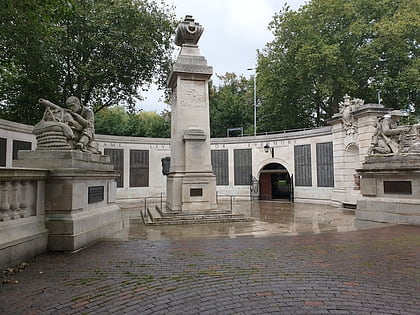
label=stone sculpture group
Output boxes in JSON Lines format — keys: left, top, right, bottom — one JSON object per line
{"left": 34, "top": 96, "right": 99, "bottom": 153}
{"left": 368, "top": 110, "right": 420, "bottom": 155}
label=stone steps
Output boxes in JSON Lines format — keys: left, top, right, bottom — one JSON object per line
{"left": 141, "top": 205, "right": 253, "bottom": 226}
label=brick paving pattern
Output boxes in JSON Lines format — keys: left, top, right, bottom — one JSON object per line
{"left": 1, "top": 225, "right": 419, "bottom": 314}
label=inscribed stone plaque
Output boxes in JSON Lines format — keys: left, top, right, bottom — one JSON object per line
{"left": 294, "top": 144, "right": 312, "bottom": 186}
{"left": 129, "top": 150, "right": 149, "bottom": 187}
{"left": 0, "top": 137, "right": 6, "bottom": 167}
{"left": 384, "top": 181, "right": 412, "bottom": 194}
{"left": 12, "top": 140, "right": 31, "bottom": 160}
{"left": 179, "top": 80, "right": 206, "bottom": 108}
{"left": 104, "top": 148, "right": 124, "bottom": 187}
{"left": 234, "top": 149, "right": 252, "bottom": 185}
{"left": 88, "top": 186, "right": 104, "bottom": 203}
{"left": 316, "top": 142, "right": 334, "bottom": 187}
{"left": 211, "top": 149, "right": 229, "bottom": 185}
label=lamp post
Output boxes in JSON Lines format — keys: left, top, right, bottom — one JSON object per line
{"left": 264, "top": 143, "right": 274, "bottom": 158}
{"left": 247, "top": 68, "right": 257, "bottom": 136}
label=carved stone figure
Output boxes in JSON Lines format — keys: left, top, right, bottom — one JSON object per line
{"left": 33, "top": 96, "right": 99, "bottom": 153}
{"left": 368, "top": 110, "right": 413, "bottom": 155}
{"left": 338, "top": 95, "right": 363, "bottom": 135}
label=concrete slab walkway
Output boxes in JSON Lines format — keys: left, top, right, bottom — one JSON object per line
{"left": 1, "top": 203, "right": 419, "bottom": 314}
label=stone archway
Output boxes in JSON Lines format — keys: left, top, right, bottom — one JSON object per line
{"left": 259, "top": 163, "right": 291, "bottom": 200}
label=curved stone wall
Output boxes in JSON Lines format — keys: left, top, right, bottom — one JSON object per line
{"left": 2, "top": 105, "right": 385, "bottom": 207}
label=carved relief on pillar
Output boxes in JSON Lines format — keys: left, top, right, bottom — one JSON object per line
{"left": 178, "top": 80, "right": 206, "bottom": 108}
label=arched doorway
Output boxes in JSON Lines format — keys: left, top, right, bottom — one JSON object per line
{"left": 259, "top": 163, "right": 292, "bottom": 201}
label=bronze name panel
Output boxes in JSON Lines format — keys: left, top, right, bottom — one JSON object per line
{"left": 190, "top": 188, "right": 203, "bottom": 197}
{"left": 383, "top": 181, "right": 412, "bottom": 194}
{"left": 88, "top": 186, "right": 104, "bottom": 203}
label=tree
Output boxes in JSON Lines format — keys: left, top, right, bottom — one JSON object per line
{"left": 0, "top": 0, "right": 176, "bottom": 124}
{"left": 257, "top": 0, "right": 419, "bottom": 131}
{"left": 94, "top": 106, "right": 132, "bottom": 136}
{"left": 95, "top": 106, "right": 170, "bottom": 138}
{"left": 129, "top": 110, "right": 171, "bottom": 138}
{"left": 209, "top": 73, "right": 254, "bottom": 137}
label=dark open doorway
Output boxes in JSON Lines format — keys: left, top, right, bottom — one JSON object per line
{"left": 259, "top": 163, "right": 292, "bottom": 201}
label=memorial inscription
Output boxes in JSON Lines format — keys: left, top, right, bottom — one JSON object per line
{"left": 88, "top": 186, "right": 104, "bottom": 203}
{"left": 190, "top": 188, "right": 203, "bottom": 197}
{"left": 383, "top": 181, "right": 412, "bottom": 194}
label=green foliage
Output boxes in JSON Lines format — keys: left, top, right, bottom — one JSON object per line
{"left": 209, "top": 73, "right": 254, "bottom": 137}
{"left": 95, "top": 106, "right": 170, "bottom": 138}
{"left": 257, "top": 0, "right": 419, "bottom": 131}
{"left": 0, "top": 0, "right": 176, "bottom": 124}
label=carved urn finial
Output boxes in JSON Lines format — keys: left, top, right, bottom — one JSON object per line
{"left": 174, "top": 15, "right": 204, "bottom": 47}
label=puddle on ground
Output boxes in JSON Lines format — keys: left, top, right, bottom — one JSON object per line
{"left": 112, "top": 201, "right": 359, "bottom": 241}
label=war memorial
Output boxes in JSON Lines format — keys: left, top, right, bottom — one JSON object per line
{"left": 0, "top": 14, "right": 420, "bottom": 293}
{"left": 1, "top": 15, "right": 420, "bottom": 267}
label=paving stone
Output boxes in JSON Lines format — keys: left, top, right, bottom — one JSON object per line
{"left": 0, "top": 225, "right": 419, "bottom": 314}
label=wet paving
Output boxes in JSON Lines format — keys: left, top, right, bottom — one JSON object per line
{"left": 123, "top": 201, "right": 358, "bottom": 241}
{"left": 2, "top": 201, "right": 419, "bottom": 314}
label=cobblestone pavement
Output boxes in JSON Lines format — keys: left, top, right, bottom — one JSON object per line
{"left": 1, "top": 225, "right": 419, "bottom": 314}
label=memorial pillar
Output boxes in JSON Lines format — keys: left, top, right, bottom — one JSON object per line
{"left": 166, "top": 16, "right": 217, "bottom": 212}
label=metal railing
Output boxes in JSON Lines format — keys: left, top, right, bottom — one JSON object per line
{"left": 141, "top": 192, "right": 166, "bottom": 224}
{"left": 139, "top": 191, "right": 255, "bottom": 224}
{"left": 224, "top": 126, "right": 328, "bottom": 138}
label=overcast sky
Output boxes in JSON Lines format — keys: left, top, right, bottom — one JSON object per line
{"left": 138, "top": 0, "right": 308, "bottom": 112}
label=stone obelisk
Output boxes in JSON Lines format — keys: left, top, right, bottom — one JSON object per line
{"left": 166, "top": 15, "right": 217, "bottom": 212}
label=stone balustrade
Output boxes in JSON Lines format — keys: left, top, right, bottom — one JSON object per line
{"left": 0, "top": 168, "right": 48, "bottom": 221}
{"left": 0, "top": 168, "right": 49, "bottom": 269}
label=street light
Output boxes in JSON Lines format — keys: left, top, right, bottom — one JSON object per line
{"left": 247, "top": 67, "right": 257, "bottom": 136}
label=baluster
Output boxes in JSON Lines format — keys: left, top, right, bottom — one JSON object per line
{"left": 19, "top": 181, "right": 29, "bottom": 218}
{"left": 0, "top": 181, "right": 10, "bottom": 221}
{"left": 9, "top": 181, "right": 19, "bottom": 219}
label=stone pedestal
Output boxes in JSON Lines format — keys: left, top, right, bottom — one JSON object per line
{"left": 166, "top": 24, "right": 217, "bottom": 212}
{"left": 14, "top": 150, "right": 122, "bottom": 251}
{"left": 328, "top": 102, "right": 388, "bottom": 207}
{"left": 356, "top": 155, "right": 420, "bottom": 225}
